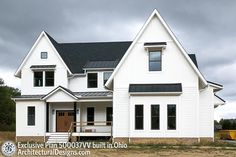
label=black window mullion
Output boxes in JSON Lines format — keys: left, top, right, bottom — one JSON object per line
{"left": 135, "top": 105, "right": 143, "bottom": 130}
{"left": 151, "top": 105, "right": 160, "bottom": 130}
{"left": 28, "top": 106, "right": 35, "bottom": 126}
{"left": 167, "top": 104, "right": 176, "bottom": 130}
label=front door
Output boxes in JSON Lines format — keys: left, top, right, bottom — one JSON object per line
{"left": 56, "top": 110, "right": 74, "bottom": 132}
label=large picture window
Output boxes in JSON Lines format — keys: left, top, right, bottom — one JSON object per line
{"left": 34, "top": 72, "right": 43, "bottom": 87}
{"left": 28, "top": 106, "right": 35, "bottom": 126}
{"left": 45, "top": 71, "right": 54, "bottom": 86}
{"left": 151, "top": 105, "right": 160, "bottom": 130}
{"left": 167, "top": 104, "right": 176, "bottom": 130}
{"left": 149, "top": 51, "right": 161, "bottom": 71}
{"left": 87, "top": 73, "right": 98, "bottom": 88}
{"left": 135, "top": 105, "right": 143, "bottom": 130}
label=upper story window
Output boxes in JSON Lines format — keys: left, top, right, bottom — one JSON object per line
{"left": 103, "top": 72, "right": 112, "bottom": 85}
{"left": 34, "top": 72, "right": 43, "bottom": 87}
{"left": 149, "top": 51, "right": 161, "bottom": 71}
{"left": 87, "top": 73, "right": 97, "bottom": 88}
{"left": 34, "top": 71, "right": 54, "bottom": 87}
{"left": 45, "top": 71, "right": 54, "bottom": 86}
{"left": 41, "top": 52, "right": 48, "bottom": 59}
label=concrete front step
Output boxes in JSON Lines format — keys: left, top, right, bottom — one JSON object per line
{"left": 47, "top": 133, "right": 69, "bottom": 143}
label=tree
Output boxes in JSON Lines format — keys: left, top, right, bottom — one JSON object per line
{"left": 0, "top": 78, "right": 20, "bottom": 131}
{"left": 0, "top": 78, "right": 4, "bottom": 85}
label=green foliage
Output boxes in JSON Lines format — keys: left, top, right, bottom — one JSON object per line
{"left": 219, "top": 119, "right": 236, "bottom": 130}
{"left": 0, "top": 78, "right": 20, "bottom": 131}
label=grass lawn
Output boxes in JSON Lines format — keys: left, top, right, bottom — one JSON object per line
{"left": 0, "top": 131, "right": 236, "bottom": 157}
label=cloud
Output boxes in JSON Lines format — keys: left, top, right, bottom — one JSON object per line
{"left": 0, "top": 0, "right": 235, "bottom": 119}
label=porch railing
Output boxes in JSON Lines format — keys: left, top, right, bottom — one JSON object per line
{"left": 68, "top": 121, "right": 113, "bottom": 141}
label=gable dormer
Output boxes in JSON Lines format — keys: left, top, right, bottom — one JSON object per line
{"left": 15, "top": 31, "right": 71, "bottom": 95}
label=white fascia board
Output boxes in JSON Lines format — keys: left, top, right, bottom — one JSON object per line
{"left": 42, "top": 87, "right": 77, "bottom": 100}
{"left": 208, "top": 83, "right": 223, "bottom": 91}
{"left": 14, "top": 32, "right": 45, "bottom": 78}
{"left": 14, "top": 31, "right": 72, "bottom": 78}
{"left": 105, "top": 9, "right": 207, "bottom": 89}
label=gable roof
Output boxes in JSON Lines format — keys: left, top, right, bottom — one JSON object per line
{"left": 105, "top": 9, "right": 208, "bottom": 88}
{"left": 14, "top": 31, "right": 72, "bottom": 78}
{"left": 41, "top": 85, "right": 78, "bottom": 100}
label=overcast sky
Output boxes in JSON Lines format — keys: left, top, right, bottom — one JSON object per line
{"left": 0, "top": 0, "right": 235, "bottom": 120}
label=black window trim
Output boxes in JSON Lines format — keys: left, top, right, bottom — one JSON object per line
{"left": 33, "top": 71, "right": 55, "bottom": 87}
{"left": 87, "top": 72, "right": 98, "bottom": 88}
{"left": 148, "top": 50, "right": 162, "bottom": 71}
{"left": 45, "top": 71, "right": 55, "bottom": 87}
{"left": 33, "top": 71, "right": 43, "bottom": 87}
{"left": 27, "top": 106, "right": 35, "bottom": 126}
{"left": 135, "top": 104, "right": 144, "bottom": 130}
{"left": 167, "top": 104, "right": 176, "bottom": 130}
{"left": 106, "top": 107, "right": 113, "bottom": 126}
{"left": 151, "top": 104, "right": 160, "bottom": 130}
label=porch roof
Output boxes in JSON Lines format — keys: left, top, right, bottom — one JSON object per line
{"left": 13, "top": 90, "right": 112, "bottom": 101}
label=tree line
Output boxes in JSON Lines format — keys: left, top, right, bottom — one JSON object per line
{"left": 215, "top": 119, "right": 236, "bottom": 130}
{"left": 0, "top": 78, "right": 20, "bottom": 131}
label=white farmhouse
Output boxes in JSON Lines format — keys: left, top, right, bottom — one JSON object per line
{"left": 13, "top": 10, "right": 225, "bottom": 144}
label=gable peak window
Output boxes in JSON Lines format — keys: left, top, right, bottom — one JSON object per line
{"left": 87, "top": 73, "right": 98, "bottom": 88}
{"left": 41, "top": 52, "right": 48, "bottom": 59}
{"left": 149, "top": 51, "right": 162, "bottom": 71}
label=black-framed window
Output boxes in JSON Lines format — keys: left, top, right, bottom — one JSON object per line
{"left": 103, "top": 72, "right": 112, "bottom": 85}
{"left": 27, "top": 106, "right": 35, "bottom": 126}
{"left": 34, "top": 71, "right": 43, "bottom": 87}
{"left": 151, "top": 105, "right": 160, "bottom": 130}
{"left": 167, "top": 104, "right": 176, "bottom": 130}
{"left": 149, "top": 51, "right": 161, "bottom": 71}
{"left": 41, "top": 52, "right": 48, "bottom": 59}
{"left": 45, "top": 71, "right": 54, "bottom": 86}
{"left": 87, "top": 73, "right": 98, "bottom": 88}
{"left": 87, "top": 107, "right": 94, "bottom": 125}
{"left": 135, "top": 105, "right": 143, "bottom": 130}
{"left": 106, "top": 107, "right": 113, "bottom": 125}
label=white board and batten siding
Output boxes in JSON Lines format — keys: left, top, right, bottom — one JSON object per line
{"left": 21, "top": 35, "right": 68, "bottom": 95}
{"left": 112, "top": 15, "right": 202, "bottom": 138}
{"left": 16, "top": 100, "right": 46, "bottom": 136}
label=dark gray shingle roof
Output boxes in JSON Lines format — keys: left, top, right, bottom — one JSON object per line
{"left": 129, "top": 83, "right": 182, "bottom": 93}
{"left": 45, "top": 32, "right": 198, "bottom": 73}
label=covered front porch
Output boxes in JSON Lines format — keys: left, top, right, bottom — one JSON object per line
{"left": 43, "top": 86, "right": 113, "bottom": 142}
